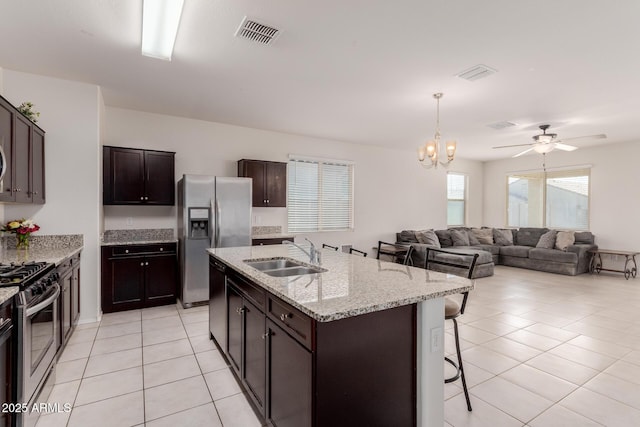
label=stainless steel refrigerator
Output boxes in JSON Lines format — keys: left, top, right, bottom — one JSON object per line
{"left": 177, "top": 175, "right": 252, "bottom": 308}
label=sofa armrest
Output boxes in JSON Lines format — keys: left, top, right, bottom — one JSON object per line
{"left": 567, "top": 244, "right": 598, "bottom": 274}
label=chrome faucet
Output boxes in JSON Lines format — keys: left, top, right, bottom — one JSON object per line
{"left": 284, "top": 238, "right": 320, "bottom": 264}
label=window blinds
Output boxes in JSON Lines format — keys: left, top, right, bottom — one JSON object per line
{"left": 288, "top": 157, "right": 354, "bottom": 233}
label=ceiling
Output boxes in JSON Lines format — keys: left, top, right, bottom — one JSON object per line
{"left": 1, "top": 0, "right": 640, "bottom": 161}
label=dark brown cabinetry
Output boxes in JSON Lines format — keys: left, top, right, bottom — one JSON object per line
{"left": 0, "top": 298, "right": 14, "bottom": 427}
{"left": 103, "top": 146, "right": 175, "bottom": 205}
{"left": 101, "top": 243, "right": 177, "bottom": 313}
{"left": 0, "top": 95, "right": 46, "bottom": 204}
{"left": 209, "top": 255, "right": 416, "bottom": 427}
{"left": 58, "top": 253, "right": 82, "bottom": 350}
{"left": 238, "top": 159, "right": 287, "bottom": 207}
{"left": 252, "top": 238, "right": 287, "bottom": 246}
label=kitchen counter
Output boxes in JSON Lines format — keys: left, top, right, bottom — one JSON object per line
{"left": 0, "top": 246, "right": 83, "bottom": 266}
{"left": 101, "top": 238, "right": 178, "bottom": 246}
{"left": 208, "top": 244, "right": 473, "bottom": 322}
{"left": 0, "top": 287, "right": 19, "bottom": 304}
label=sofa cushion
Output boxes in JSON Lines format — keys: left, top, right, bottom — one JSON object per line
{"left": 435, "top": 229, "right": 453, "bottom": 247}
{"left": 536, "top": 230, "right": 558, "bottom": 249}
{"left": 415, "top": 229, "right": 440, "bottom": 247}
{"left": 470, "top": 244, "right": 500, "bottom": 255}
{"left": 515, "top": 228, "right": 549, "bottom": 247}
{"left": 555, "top": 231, "right": 576, "bottom": 251}
{"left": 468, "top": 231, "right": 481, "bottom": 246}
{"left": 471, "top": 228, "right": 494, "bottom": 245}
{"left": 500, "top": 245, "right": 531, "bottom": 258}
{"left": 493, "top": 228, "right": 514, "bottom": 246}
{"left": 429, "top": 247, "right": 493, "bottom": 265}
{"left": 529, "top": 248, "right": 578, "bottom": 263}
{"left": 399, "top": 230, "right": 419, "bottom": 243}
{"left": 451, "top": 229, "right": 470, "bottom": 246}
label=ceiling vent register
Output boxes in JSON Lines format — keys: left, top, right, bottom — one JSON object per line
{"left": 235, "top": 17, "right": 279, "bottom": 45}
{"left": 456, "top": 64, "right": 497, "bottom": 81}
{"left": 487, "top": 121, "right": 517, "bottom": 130}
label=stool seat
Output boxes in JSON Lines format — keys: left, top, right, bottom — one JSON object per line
{"left": 444, "top": 298, "right": 461, "bottom": 318}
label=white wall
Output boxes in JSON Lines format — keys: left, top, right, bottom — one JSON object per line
{"left": 2, "top": 70, "right": 102, "bottom": 323}
{"left": 104, "top": 107, "right": 484, "bottom": 252}
{"left": 483, "top": 140, "right": 640, "bottom": 250}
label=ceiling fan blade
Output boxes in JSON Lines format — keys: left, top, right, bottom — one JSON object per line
{"left": 556, "top": 134, "right": 607, "bottom": 143}
{"left": 554, "top": 143, "right": 578, "bottom": 151}
{"left": 492, "top": 142, "right": 535, "bottom": 149}
{"left": 513, "top": 147, "right": 534, "bottom": 157}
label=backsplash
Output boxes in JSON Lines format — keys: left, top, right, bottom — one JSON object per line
{"left": 102, "top": 228, "right": 175, "bottom": 243}
{"left": 252, "top": 226, "right": 282, "bottom": 236}
{"left": 2, "top": 234, "right": 83, "bottom": 249}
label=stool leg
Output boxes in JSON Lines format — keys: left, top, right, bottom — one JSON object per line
{"left": 453, "top": 317, "right": 472, "bottom": 411}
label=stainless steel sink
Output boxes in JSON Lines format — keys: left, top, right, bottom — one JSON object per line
{"left": 245, "top": 258, "right": 327, "bottom": 277}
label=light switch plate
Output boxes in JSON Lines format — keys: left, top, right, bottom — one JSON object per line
{"left": 430, "top": 327, "right": 443, "bottom": 353}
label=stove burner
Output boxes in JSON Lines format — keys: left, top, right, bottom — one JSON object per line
{"left": 0, "top": 262, "right": 51, "bottom": 286}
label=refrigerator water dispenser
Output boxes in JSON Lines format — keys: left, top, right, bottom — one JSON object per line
{"left": 188, "top": 207, "right": 210, "bottom": 239}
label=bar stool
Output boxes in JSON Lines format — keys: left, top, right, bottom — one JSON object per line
{"left": 322, "top": 243, "right": 338, "bottom": 251}
{"left": 425, "top": 247, "right": 478, "bottom": 412}
{"left": 376, "top": 241, "right": 413, "bottom": 265}
{"left": 349, "top": 248, "right": 368, "bottom": 257}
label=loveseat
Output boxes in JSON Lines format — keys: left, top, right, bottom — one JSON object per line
{"left": 397, "top": 227, "right": 597, "bottom": 278}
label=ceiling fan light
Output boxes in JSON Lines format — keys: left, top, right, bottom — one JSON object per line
{"left": 535, "top": 134, "right": 554, "bottom": 144}
{"left": 533, "top": 143, "right": 555, "bottom": 154}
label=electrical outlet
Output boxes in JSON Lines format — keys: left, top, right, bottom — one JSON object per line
{"left": 430, "top": 327, "right": 443, "bottom": 353}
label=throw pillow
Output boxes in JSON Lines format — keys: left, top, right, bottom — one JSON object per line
{"left": 468, "top": 231, "right": 481, "bottom": 246}
{"left": 450, "top": 229, "right": 470, "bottom": 246}
{"left": 555, "top": 231, "right": 575, "bottom": 251}
{"left": 471, "top": 228, "right": 494, "bottom": 245}
{"left": 536, "top": 230, "right": 558, "bottom": 249}
{"left": 415, "top": 229, "right": 441, "bottom": 247}
{"left": 435, "top": 229, "right": 453, "bottom": 247}
{"left": 515, "top": 228, "right": 549, "bottom": 247}
{"left": 399, "top": 230, "right": 419, "bottom": 243}
{"left": 493, "top": 228, "right": 514, "bottom": 246}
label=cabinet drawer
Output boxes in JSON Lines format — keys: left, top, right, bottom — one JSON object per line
{"left": 227, "top": 273, "right": 265, "bottom": 311}
{"left": 267, "top": 296, "right": 313, "bottom": 350}
{"left": 110, "top": 243, "right": 176, "bottom": 256}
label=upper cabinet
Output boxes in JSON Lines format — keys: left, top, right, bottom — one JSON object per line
{"left": 0, "top": 95, "right": 46, "bottom": 204}
{"left": 238, "top": 159, "right": 287, "bottom": 207}
{"left": 103, "top": 146, "right": 175, "bottom": 205}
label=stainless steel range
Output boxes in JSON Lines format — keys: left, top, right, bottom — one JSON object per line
{"left": 0, "top": 262, "right": 58, "bottom": 427}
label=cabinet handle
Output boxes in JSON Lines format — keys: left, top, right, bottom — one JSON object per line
{"left": 140, "top": 262, "right": 144, "bottom": 266}
{"left": 125, "top": 250, "right": 129, "bottom": 254}
{"left": 140, "top": 197, "right": 144, "bottom": 200}
{"left": 280, "top": 313, "right": 291, "bottom": 321}
{"left": 145, "top": 196, "right": 149, "bottom": 200}
{"left": 236, "top": 307, "right": 245, "bottom": 315}
{"left": 266, "top": 199, "right": 269, "bottom": 203}
{"left": 261, "top": 332, "right": 272, "bottom": 340}
{"left": 33, "top": 191, "right": 38, "bottom": 195}
{"left": 160, "top": 248, "right": 164, "bottom": 251}
{"left": 145, "top": 262, "right": 149, "bottom": 266}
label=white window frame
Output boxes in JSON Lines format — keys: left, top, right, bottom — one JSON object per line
{"left": 506, "top": 166, "right": 591, "bottom": 230}
{"left": 287, "top": 155, "right": 355, "bottom": 233}
{"left": 447, "top": 172, "right": 467, "bottom": 227}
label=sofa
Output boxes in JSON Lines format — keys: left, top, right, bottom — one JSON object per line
{"left": 397, "top": 227, "right": 597, "bottom": 278}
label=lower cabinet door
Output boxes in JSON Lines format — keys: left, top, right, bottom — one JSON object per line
{"left": 106, "top": 257, "right": 145, "bottom": 312}
{"left": 144, "top": 254, "right": 177, "bottom": 306}
{"left": 227, "top": 285, "right": 243, "bottom": 374}
{"left": 243, "top": 300, "right": 266, "bottom": 415}
{"left": 72, "top": 264, "right": 80, "bottom": 325}
{"left": 267, "top": 319, "right": 312, "bottom": 427}
{"left": 61, "top": 274, "right": 72, "bottom": 344}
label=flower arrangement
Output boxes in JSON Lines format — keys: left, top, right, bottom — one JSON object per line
{"left": 17, "top": 102, "right": 40, "bottom": 123}
{"left": 2, "top": 219, "right": 40, "bottom": 249}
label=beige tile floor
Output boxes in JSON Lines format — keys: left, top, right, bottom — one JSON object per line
{"left": 37, "top": 265, "right": 640, "bottom": 426}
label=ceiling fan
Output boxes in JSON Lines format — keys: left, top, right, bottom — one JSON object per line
{"left": 493, "top": 124, "right": 607, "bottom": 157}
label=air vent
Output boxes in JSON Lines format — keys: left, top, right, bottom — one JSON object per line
{"left": 456, "top": 64, "right": 497, "bottom": 81}
{"left": 487, "top": 121, "right": 517, "bottom": 130}
{"left": 235, "top": 16, "right": 280, "bottom": 45}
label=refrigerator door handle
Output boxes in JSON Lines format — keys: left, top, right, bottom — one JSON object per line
{"left": 214, "top": 197, "right": 221, "bottom": 247}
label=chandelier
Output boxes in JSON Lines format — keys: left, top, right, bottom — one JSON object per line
{"left": 417, "top": 93, "right": 457, "bottom": 168}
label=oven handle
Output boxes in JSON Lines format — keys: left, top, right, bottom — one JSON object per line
{"left": 26, "top": 283, "right": 60, "bottom": 318}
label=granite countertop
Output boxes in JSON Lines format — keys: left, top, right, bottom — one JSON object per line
{"left": 101, "top": 238, "right": 178, "bottom": 246}
{"left": 251, "top": 233, "right": 294, "bottom": 240}
{"left": 208, "top": 244, "right": 473, "bottom": 322}
{"left": 0, "top": 246, "right": 83, "bottom": 266}
{"left": 0, "top": 287, "right": 19, "bottom": 305}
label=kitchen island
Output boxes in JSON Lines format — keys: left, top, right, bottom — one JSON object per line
{"left": 208, "top": 244, "right": 474, "bottom": 427}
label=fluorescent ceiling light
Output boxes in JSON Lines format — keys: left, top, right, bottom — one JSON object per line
{"left": 142, "top": 0, "right": 185, "bottom": 61}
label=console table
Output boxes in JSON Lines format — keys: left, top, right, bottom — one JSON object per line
{"left": 589, "top": 249, "right": 638, "bottom": 280}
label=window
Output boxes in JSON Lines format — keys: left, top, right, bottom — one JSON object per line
{"left": 287, "top": 156, "right": 354, "bottom": 232}
{"left": 447, "top": 173, "right": 466, "bottom": 226}
{"left": 507, "top": 168, "right": 590, "bottom": 230}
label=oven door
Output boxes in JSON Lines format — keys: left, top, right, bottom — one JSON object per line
{"left": 20, "top": 283, "right": 60, "bottom": 405}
